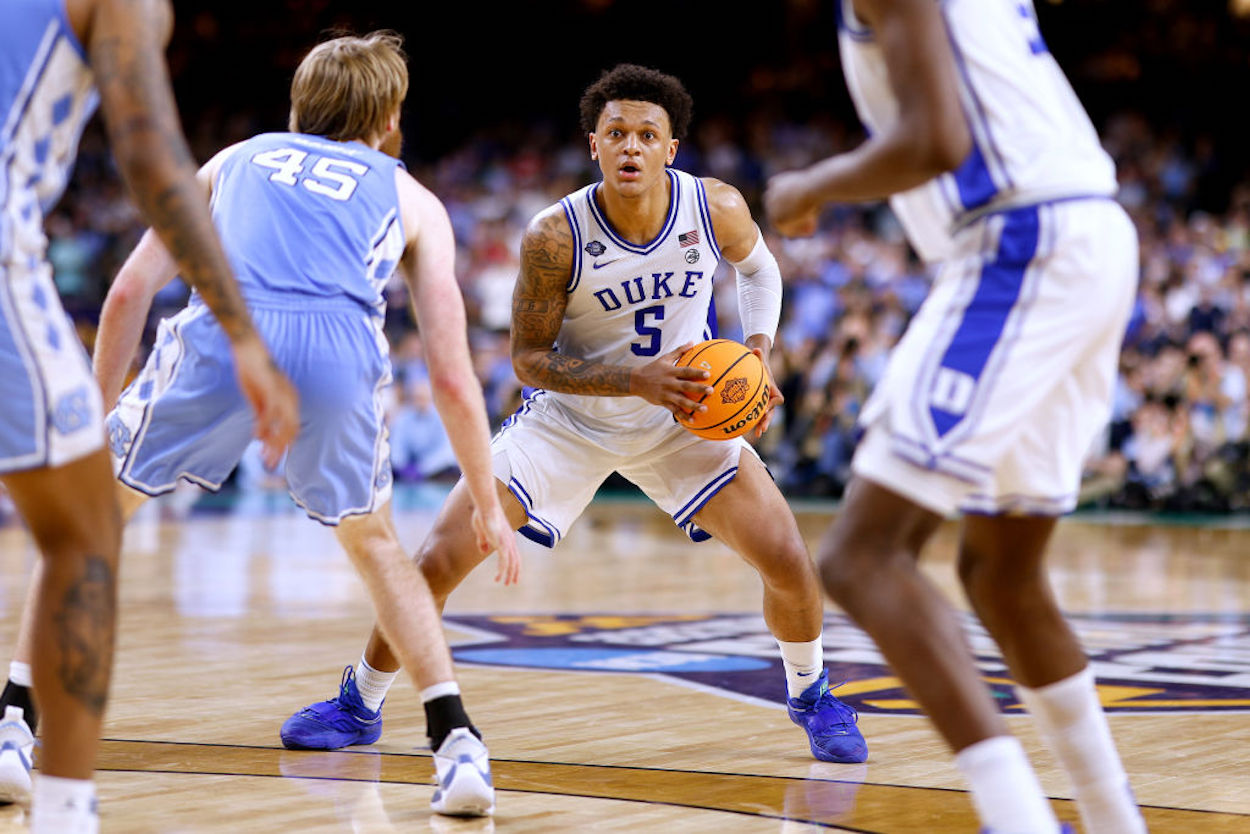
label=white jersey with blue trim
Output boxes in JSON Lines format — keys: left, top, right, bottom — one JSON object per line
{"left": 547, "top": 168, "right": 721, "bottom": 443}
{"left": 1, "top": 0, "right": 98, "bottom": 274}
{"left": 836, "top": 0, "right": 1117, "bottom": 262}
{"left": 208, "top": 132, "right": 404, "bottom": 315}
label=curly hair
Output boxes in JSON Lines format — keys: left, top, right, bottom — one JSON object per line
{"left": 578, "top": 64, "right": 693, "bottom": 140}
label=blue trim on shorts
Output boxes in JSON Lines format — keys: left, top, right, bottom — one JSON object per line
{"left": 507, "top": 476, "right": 562, "bottom": 548}
{"left": 672, "top": 465, "right": 738, "bottom": 531}
{"left": 926, "top": 206, "right": 1040, "bottom": 440}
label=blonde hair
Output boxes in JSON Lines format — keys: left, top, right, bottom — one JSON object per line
{"left": 288, "top": 31, "right": 408, "bottom": 142}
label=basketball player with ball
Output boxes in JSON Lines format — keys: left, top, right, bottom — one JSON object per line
{"left": 282, "top": 63, "right": 868, "bottom": 766}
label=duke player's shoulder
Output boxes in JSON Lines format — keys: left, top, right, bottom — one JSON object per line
{"left": 697, "top": 176, "right": 758, "bottom": 257}
{"left": 697, "top": 176, "right": 750, "bottom": 215}
{"left": 519, "top": 203, "right": 576, "bottom": 265}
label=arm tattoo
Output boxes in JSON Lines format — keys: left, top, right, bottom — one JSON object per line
{"left": 511, "top": 213, "right": 632, "bottom": 396}
{"left": 53, "top": 555, "right": 116, "bottom": 716}
{"left": 91, "top": 2, "right": 256, "bottom": 344}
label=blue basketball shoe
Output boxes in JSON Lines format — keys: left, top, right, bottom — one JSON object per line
{"left": 280, "top": 666, "right": 383, "bottom": 750}
{"left": 786, "top": 670, "right": 867, "bottom": 763}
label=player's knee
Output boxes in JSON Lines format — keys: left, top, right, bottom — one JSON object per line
{"left": 816, "top": 541, "right": 872, "bottom": 605}
{"left": 414, "top": 534, "right": 463, "bottom": 599}
{"left": 754, "top": 535, "right": 812, "bottom": 585}
{"left": 957, "top": 550, "right": 1044, "bottom": 612}
{"left": 29, "top": 502, "right": 121, "bottom": 564}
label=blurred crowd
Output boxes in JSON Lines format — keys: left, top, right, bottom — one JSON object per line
{"left": 39, "top": 1, "right": 1250, "bottom": 514}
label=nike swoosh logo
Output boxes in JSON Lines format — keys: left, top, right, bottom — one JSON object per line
{"left": 592, "top": 258, "right": 622, "bottom": 269}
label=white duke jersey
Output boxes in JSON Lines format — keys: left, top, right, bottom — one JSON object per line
{"left": 835, "top": 0, "right": 1117, "bottom": 261}
{"left": 209, "top": 132, "right": 405, "bottom": 316}
{"left": 2, "top": 0, "right": 97, "bottom": 275}
{"left": 546, "top": 168, "right": 721, "bottom": 448}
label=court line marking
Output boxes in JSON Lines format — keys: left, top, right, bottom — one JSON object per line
{"left": 95, "top": 737, "right": 1250, "bottom": 828}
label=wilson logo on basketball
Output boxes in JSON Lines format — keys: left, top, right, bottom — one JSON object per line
{"left": 721, "top": 377, "right": 749, "bottom": 404}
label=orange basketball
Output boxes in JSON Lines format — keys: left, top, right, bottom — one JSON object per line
{"left": 675, "top": 339, "right": 770, "bottom": 440}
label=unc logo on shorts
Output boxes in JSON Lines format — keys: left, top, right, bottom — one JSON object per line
{"left": 106, "top": 413, "right": 132, "bottom": 457}
{"left": 51, "top": 386, "right": 92, "bottom": 435}
{"left": 721, "top": 377, "right": 748, "bottom": 404}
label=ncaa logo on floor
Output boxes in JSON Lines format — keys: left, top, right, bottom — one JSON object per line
{"left": 445, "top": 612, "right": 1250, "bottom": 714}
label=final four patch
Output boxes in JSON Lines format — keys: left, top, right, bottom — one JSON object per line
{"left": 446, "top": 612, "right": 1250, "bottom": 713}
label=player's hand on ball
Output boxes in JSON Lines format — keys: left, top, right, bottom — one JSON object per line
{"left": 751, "top": 347, "right": 784, "bottom": 440}
{"left": 630, "top": 342, "right": 713, "bottom": 421}
{"left": 764, "top": 170, "right": 820, "bottom": 238}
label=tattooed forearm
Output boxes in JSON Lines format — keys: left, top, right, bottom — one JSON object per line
{"left": 523, "top": 351, "right": 634, "bottom": 395}
{"left": 89, "top": 0, "right": 256, "bottom": 344}
{"left": 510, "top": 209, "right": 633, "bottom": 396}
{"left": 52, "top": 555, "right": 116, "bottom": 716}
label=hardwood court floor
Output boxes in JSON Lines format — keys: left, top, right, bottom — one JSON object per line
{"left": 0, "top": 485, "right": 1247, "bottom": 832}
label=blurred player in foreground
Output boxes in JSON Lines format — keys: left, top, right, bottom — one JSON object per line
{"left": 0, "top": 0, "right": 298, "bottom": 830}
{"left": 765, "top": 1, "right": 1146, "bottom": 832}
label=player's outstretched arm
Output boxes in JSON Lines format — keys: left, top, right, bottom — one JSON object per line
{"left": 398, "top": 172, "right": 520, "bottom": 584}
{"left": 705, "top": 180, "right": 784, "bottom": 437}
{"left": 764, "top": 0, "right": 971, "bottom": 236}
{"left": 510, "top": 207, "right": 712, "bottom": 419}
{"left": 93, "top": 230, "right": 178, "bottom": 411}
{"left": 82, "top": 0, "right": 297, "bottom": 463}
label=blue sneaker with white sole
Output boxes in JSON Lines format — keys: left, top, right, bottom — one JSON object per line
{"left": 281, "top": 666, "right": 383, "bottom": 750}
{"left": 786, "top": 670, "right": 868, "bottom": 764}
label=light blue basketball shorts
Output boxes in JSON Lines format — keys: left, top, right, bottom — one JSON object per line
{"left": 108, "top": 299, "right": 393, "bottom": 524}
{"left": 0, "top": 260, "right": 105, "bottom": 473}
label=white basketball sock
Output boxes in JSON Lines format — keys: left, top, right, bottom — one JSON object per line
{"left": 776, "top": 636, "right": 824, "bottom": 699}
{"left": 1017, "top": 667, "right": 1146, "bottom": 834}
{"left": 955, "top": 735, "right": 1061, "bottom": 833}
{"left": 31, "top": 774, "right": 96, "bottom": 834}
{"left": 354, "top": 656, "right": 399, "bottom": 713}
{"left": 9, "top": 661, "right": 32, "bottom": 688}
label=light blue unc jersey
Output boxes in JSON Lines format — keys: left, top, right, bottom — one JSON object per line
{"left": 0, "top": 0, "right": 103, "bottom": 472}
{"left": 835, "top": 0, "right": 1117, "bottom": 261}
{"left": 542, "top": 168, "right": 720, "bottom": 451}
{"left": 208, "top": 132, "right": 405, "bottom": 314}
{"left": 109, "top": 132, "right": 406, "bottom": 524}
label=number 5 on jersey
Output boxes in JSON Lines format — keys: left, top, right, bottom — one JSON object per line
{"left": 251, "top": 148, "right": 368, "bottom": 201}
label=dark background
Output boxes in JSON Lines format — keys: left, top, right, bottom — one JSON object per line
{"left": 166, "top": 0, "right": 1250, "bottom": 212}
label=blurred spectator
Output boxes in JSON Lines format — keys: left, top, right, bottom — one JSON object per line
{"left": 389, "top": 373, "right": 459, "bottom": 483}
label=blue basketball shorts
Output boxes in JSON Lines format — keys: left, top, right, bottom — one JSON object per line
{"left": 0, "top": 260, "right": 105, "bottom": 473}
{"left": 108, "top": 299, "right": 393, "bottom": 524}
